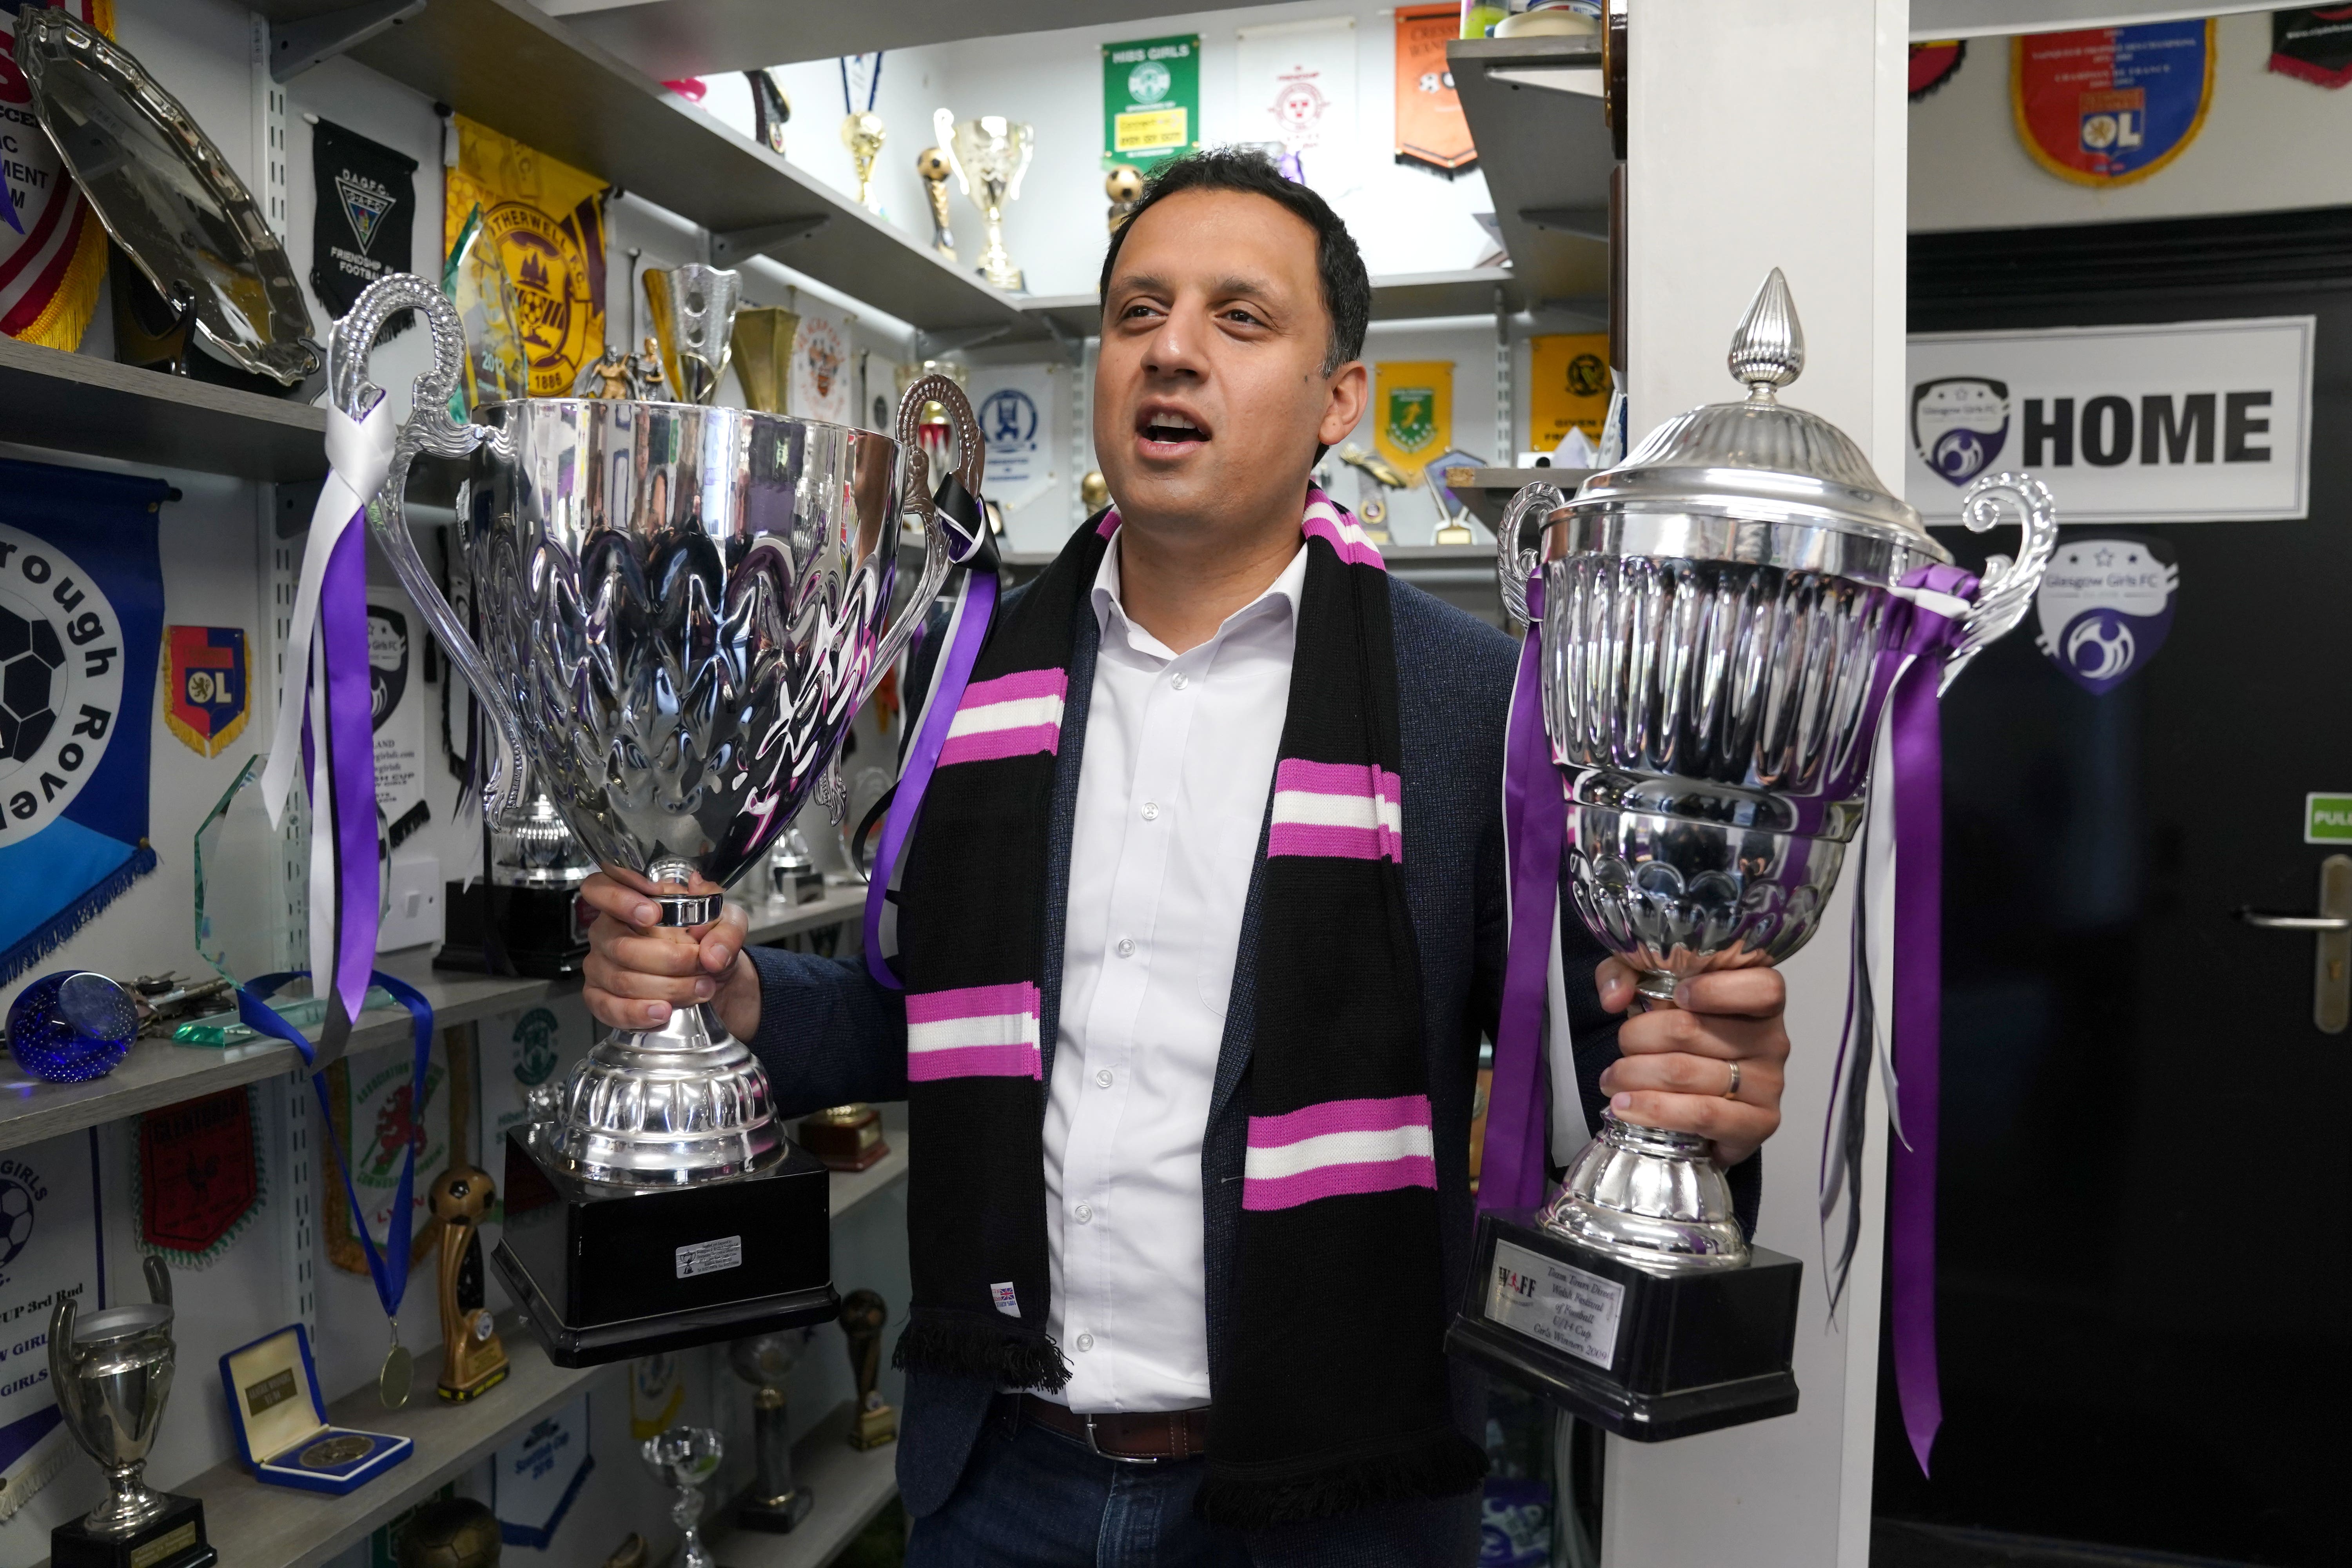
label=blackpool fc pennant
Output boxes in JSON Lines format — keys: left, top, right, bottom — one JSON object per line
{"left": 136, "top": 1085, "right": 264, "bottom": 1267}
{"left": 0, "top": 457, "right": 164, "bottom": 985}
{"left": 1395, "top": 5, "right": 1475, "bottom": 176}
{"left": 2270, "top": 7, "right": 2352, "bottom": 89}
{"left": 1374, "top": 360, "right": 1452, "bottom": 475}
{"left": 442, "top": 114, "right": 608, "bottom": 399}
{"left": 2034, "top": 536, "right": 2177, "bottom": 695}
{"left": 163, "top": 624, "right": 252, "bottom": 757}
{"left": 2013, "top": 22, "right": 2215, "bottom": 188}
{"left": 311, "top": 119, "right": 417, "bottom": 324}
{"left": 1908, "top": 39, "right": 1966, "bottom": 101}
{"left": 0, "top": 2, "right": 113, "bottom": 351}
{"left": 0, "top": 1131, "right": 103, "bottom": 1519}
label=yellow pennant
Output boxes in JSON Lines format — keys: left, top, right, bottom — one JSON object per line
{"left": 1373, "top": 360, "right": 1452, "bottom": 475}
{"left": 443, "top": 116, "right": 609, "bottom": 398}
{"left": 0, "top": 1, "right": 115, "bottom": 352}
{"left": 1529, "top": 333, "right": 1613, "bottom": 454}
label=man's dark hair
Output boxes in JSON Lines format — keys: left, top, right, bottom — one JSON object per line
{"left": 1097, "top": 148, "right": 1370, "bottom": 375}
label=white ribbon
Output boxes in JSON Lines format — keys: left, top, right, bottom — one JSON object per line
{"left": 261, "top": 401, "right": 396, "bottom": 827}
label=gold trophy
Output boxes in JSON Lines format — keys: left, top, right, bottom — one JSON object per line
{"left": 430, "top": 1165, "right": 510, "bottom": 1403}
{"left": 1080, "top": 470, "right": 1111, "bottom": 512}
{"left": 933, "top": 109, "right": 1034, "bottom": 292}
{"left": 1105, "top": 164, "right": 1144, "bottom": 232}
{"left": 641, "top": 264, "right": 740, "bottom": 406}
{"left": 1337, "top": 443, "right": 1410, "bottom": 545}
{"left": 917, "top": 147, "right": 957, "bottom": 262}
{"left": 730, "top": 307, "right": 800, "bottom": 416}
{"left": 841, "top": 112, "right": 886, "bottom": 215}
{"left": 840, "top": 1290, "right": 897, "bottom": 1450}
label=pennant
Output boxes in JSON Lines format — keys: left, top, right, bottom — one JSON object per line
{"left": 1395, "top": 4, "right": 1475, "bottom": 175}
{"left": 2270, "top": 7, "right": 2352, "bottom": 89}
{"left": 321, "top": 1029, "right": 470, "bottom": 1274}
{"left": 163, "top": 625, "right": 252, "bottom": 757}
{"left": 0, "top": 2, "right": 113, "bottom": 352}
{"left": 1238, "top": 16, "right": 1358, "bottom": 191}
{"left": 442, "top": 114, "right": 608, "bottom": 398}
{"left": 2013, "top": 22, "right": 2216, "bottom": 188}
{"left": 1528, "top": 333, "right": 1613, "bottom": 454}
{"left": 790, "top": 310, "right": 855, "bottom": 426}
{"left": 1373, "top": 360, "right": 1452, "bottom": 475}
{"left": 136, "top": 1086, "right": 264, "bottom": 1267}
{"left": 1909, "top": 39, "right": 1966, "bottom": 101}
{"left": 1102, "top": 34, "right": 1201, "bottom": 170}
{"left": 310, "top": 120, "right": 417, "bottom": 324}
{"left": 0, "top": 1131, "right": 103, "bottom": 1519}
{"left": 0, "top": 457, "right": 163, "bottom": 985}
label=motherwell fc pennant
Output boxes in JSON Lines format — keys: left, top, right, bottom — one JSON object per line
{"left": 2013, "top": 22, "right": 2215, "bottom": 188}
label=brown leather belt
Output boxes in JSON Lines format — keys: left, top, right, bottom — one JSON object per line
{"left": 1013, "top": 1393, "right": 1209, "bottom": 1463}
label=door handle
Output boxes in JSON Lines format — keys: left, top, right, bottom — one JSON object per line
{"left": 2237, "top": 853, "right": 2352, "bottom": 1034}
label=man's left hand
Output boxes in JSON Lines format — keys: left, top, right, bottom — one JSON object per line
{"left": 1595, "top": 961, "right": 1790, "bottom": 1168}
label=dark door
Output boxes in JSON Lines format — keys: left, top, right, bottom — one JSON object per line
{"left": 1874, "top": 211, "right": 2352, "bottom": 1568}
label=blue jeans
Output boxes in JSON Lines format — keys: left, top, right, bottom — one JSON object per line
{"left": 906, "top": 1401, "right": 1251, "bottom": 1568}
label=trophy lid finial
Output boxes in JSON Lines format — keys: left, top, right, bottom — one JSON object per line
{"left": 1727, "top": 268, "right": 1804, "bottom": 403}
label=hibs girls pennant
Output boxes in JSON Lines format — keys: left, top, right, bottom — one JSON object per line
{"left": 2013, "top": 22, "right": 2215, "bottom": 188}
{"left": 0, "top": 457, "right": 163, "bottom": 985}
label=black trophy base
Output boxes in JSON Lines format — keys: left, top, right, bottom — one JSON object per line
{"left": 1447, "top": 1209, "right": 1802, "bottom": 1442}
{"left": 495, "top": 1125, "right": 840, "bottom": 1367}
{"left": 52, "top": 1493, "right": 218, "bottom": 1568}
{"left": 435, "top": 880, "right": 589, "bottom": 979}
{"left": 736, "top": 1488, "right": 816, "bottom": 1533}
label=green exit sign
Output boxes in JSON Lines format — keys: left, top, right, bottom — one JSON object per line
{"left": 2308, "top": 794, "right": 2352, "bottom": 843}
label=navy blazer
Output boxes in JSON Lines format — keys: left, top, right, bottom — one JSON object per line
{"left": 745, "top": 576, "right": 1752, "bottom": 1565}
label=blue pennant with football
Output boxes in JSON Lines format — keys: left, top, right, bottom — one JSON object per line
{"left": 0, "top": 457, "right": 166, "bottom": 983}
{"left": 2033, "top": 535, "right": 2178, "bottom": 694}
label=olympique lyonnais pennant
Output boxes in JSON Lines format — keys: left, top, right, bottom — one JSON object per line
{"left": 311, "top": 119, "right": 418, "bottom": 325}
{"left": 0, "top": 458, "right": 163, "bottom": 985}
{"left": 2013, "top": 22, "right": 2215, "bottom": 188}
{"left": 0, "top": 2, "right": 113, "bottom": 351}
{"left": 163, "top": 625, "right": 252, "bottom": 757}
{"left": 1374, "top": 360, "right": 1452, "bottom": 476}
{"left": 442, "top": 114, "right": 608, "bottom": 398}
{"left": 1909, "top": 39, "right": 1966, "bottom": 101}
{"left": 2270, "top": 7, "right": 2352, "bottom": 89}
{"left": 136, "top": 1086, "right": 264, "bottom": 1267}
{"left": 1395, "top": 4, "right": 1475, "bottom": 176}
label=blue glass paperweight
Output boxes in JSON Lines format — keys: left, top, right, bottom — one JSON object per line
{"left": 8, "top": 971, "right": 138, "bottom": 1083}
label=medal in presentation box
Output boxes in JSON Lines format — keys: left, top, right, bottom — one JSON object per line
{"left": 218, "top": 1327, "right": 414, "bottom": 1493}
{"left": 1446, "top": 1210, "right": 1802, "bottom": 1441}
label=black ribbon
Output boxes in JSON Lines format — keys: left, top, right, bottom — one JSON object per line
{"left": 934, "top": 471, "right": 996, "bottom": 571}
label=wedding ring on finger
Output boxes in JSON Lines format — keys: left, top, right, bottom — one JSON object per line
{"left": 1724, "top": 1060, "right": 1742, "bottom": 1101}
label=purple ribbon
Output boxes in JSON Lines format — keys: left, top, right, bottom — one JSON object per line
{"left": 1480, "top": 572, "right": 1558, "bottom": 1213}
{"left": 1880, "top": 561, "right": 1978, "bottom": 1476}
{"left": 864, "top": 563, "right": 999, "bottom": 989}
{"left": 318, "top": 516, "right": 381, "bottom": 1033}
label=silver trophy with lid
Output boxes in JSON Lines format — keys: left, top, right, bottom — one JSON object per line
{"left": 330, "top": 270, "right": 982, "bottom": 1364}
{"left": 1451, "top": 270, "right": 2055, "bottom": 1437}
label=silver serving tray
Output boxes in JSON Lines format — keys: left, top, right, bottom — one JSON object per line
{"left": 16, "top": 7, "right": 319, "bottom": 385}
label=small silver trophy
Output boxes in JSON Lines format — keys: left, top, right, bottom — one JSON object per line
{"left": 933, "top": 109, "right": 1034, "bottom": 291}
{"left": 728, "top": 1329, "right": 815, "bottom": 1530}
{"left": 49, "top": 1258, "right": 217, "bottom": 1568}
{"left": 640, "top": 1426, "right": 725, "bottom": 1568}
{"left": 641, "top": 263, "right": 742, "bottom": 406}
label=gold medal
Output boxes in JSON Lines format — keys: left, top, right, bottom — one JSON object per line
{"left": 301, "top": 1434, "right": 377, "bottom": 1468}
{"left": 380, "top": 1323, "right": 414, "bottom": 1409}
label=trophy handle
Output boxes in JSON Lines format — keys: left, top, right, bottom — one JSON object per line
{"left": 1007, "top": 122, "right": 1035, "bottom": 202}
{"left": 142, "top": 1254, "right": 172, "bottom": 1308}
{"left": 330, "top": 273, "right": 530, "bottom": 823}
{"left": 933, "top": 109, "right": 969, "bottom": 196}
{"left": 1496, "top": 481, "right": 1568, "bottom": 630}
{"left": 1940, "top": 470, "right": 2059, "bottom": 693}
{"left": 867, "top": 376, "right": 985, "bottom": 703}
{"left": 47, "top": 1294, "right": 80, "bottom": 1437}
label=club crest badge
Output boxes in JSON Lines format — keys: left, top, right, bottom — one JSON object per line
{"left": 1911, "top": 377, "right": 2010, "bottom": 486}
{"left": 2014, "top": 21, "right": 2216, "bottom": 188}
{"left": 2033, "top": 536, "right": 2178, "bottom": 694}
{"left": 163, "top": 625, "right": 251, "bottom": 757}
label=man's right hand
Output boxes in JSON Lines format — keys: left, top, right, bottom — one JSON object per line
{"left": 581, "top": 871, "right": 760, "bottom": 1041}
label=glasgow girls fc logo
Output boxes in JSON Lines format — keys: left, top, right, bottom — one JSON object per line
{"left": 1911, "top": 377, "right": 2010, "bottom": 486}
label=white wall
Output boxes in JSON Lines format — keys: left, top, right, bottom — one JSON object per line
{"left": 1910, "top": 11, "right": 2352, "bottom": 231}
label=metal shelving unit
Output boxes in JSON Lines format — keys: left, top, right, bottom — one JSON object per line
{"left": 250, "top": 0, "right": 1040, "bottom": 339}
{"left": 0, "top": 334, "right": 327, "bottom": 484}
{"left": 0, "top": 885, "right": 870, "bottom": 1156}
{"left": 1447, "top": 36, "right": 1613, "bottom": 310}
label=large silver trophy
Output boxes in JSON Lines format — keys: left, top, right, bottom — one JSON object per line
{"left": 49, "top": 1258, "right": 216, "bottom": 1568}
{"left": 1450, "top": 270, "right": 2056, "bottom": 1438}
{"left": 933, "top": 109, "right": 1034, "bottom": 291}
{"left": 331, "top": 270, "right": 983, "bottom": 1365}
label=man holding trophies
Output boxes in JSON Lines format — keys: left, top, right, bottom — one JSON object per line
{"left": 581, "top": 151, "right": 1790, "bottom": 1565}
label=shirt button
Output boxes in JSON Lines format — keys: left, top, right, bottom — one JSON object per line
{"left": 1140, "top": 801, "right": 1160, "bottom": 821}
{"left": 1115, "top": 936, "right": 1136, "bottom": 958}
{"left": 1095, "top": 1068, "right": 1114, "bottom": 1088}
{"left": 1170, "top": 672, "right": 1189, "bottom": 690}
{"left": 1075, "top": 1332, "right": 1095, "bottom": 1352}
{"left": 1074, "top": 1203, "right": 1093, "bottom": 1223}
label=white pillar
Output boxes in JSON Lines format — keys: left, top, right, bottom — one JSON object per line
{"left": 1604, "top": 4, "right": 1907, "bottom": 1566}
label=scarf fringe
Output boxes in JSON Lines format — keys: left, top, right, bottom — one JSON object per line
{"left": 893, "top": 1309, "right": 1072, "bottom": 1392}
{"left": 1195, "top": 1431, "right": 1488, "bottom": 1530}
{"left": 0, "top": 842, "right": 156, "bottom": 987}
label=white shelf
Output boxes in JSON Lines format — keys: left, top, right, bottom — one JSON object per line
{"left": 706, "top": 1401, "right": 902, "bottom": 1568}
{"left": 0, "top": 885, "right": 870, "bottom": 1154}
{"left": 32, "top": 1138, "right": 911, "bottom": 1568}
{"left": 1447, "top": 36, "right": 1614, "bottom": 311}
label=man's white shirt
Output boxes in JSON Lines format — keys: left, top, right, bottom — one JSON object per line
{"left": 1038, "top": 533, "right": 1307, "bottom": 1413}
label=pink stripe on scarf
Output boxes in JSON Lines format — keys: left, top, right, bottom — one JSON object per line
{"left": 1275, "top": 759, "right": 1401, "bottom": 804}
{"left": 1249, "top": 1094, "right": 1432, "bottom": 1147}
{"left": 1303, "top": 494, "right": 1387, "bottom": 570}
{"left": 939, "top": 724, "right": 1062, "bottom": 766}
{"left": 906, "top": 1044, "right": 1042, "bottom": 1082}
{"left": 1267, "top": 823, "right": 1399, "bottom": 861}
{"left": 906, "top": 981, "right": 1039, "bottom": 1023}
{"left": 960, "top": 668, "right": 1069, "bottom": 708}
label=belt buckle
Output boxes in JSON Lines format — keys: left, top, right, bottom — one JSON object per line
{"left": 1084, "top": 1412, "right": 1162, "bottom": 1466}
